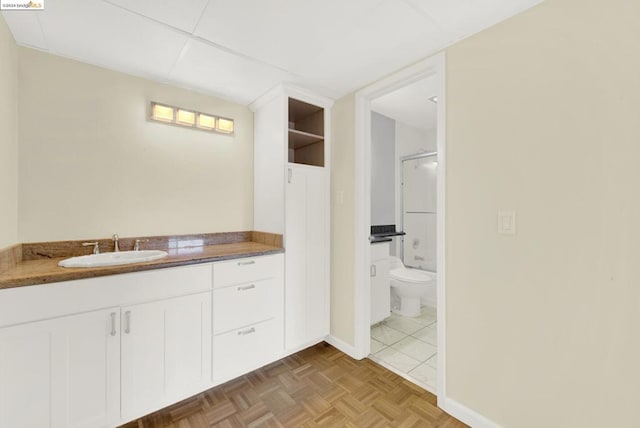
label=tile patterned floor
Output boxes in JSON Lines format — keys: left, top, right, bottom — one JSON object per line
{"left": 369, "top": 306, "right": 438, "bottom": 392}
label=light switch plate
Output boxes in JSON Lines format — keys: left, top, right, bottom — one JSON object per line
{"left": 498, "top": 210, "right": 516, "bottom": 235}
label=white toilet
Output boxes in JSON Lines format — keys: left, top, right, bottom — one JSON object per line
{"left": 389, "top": 256, "right": 436, "bottom": 317}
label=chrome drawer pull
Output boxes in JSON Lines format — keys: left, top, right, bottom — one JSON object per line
{"left": 237, "top": 260, "right": 256, "bottom": 266}
{"left": 237, "top": 327, "right": 256, "bottom": 336}
{"left": 237, "top": 284, "right": 256, "bottom": 291}
{"left": 124, "top": 311, "right": 131, "bottom": 334}
{"left": 110, "top": 312, "right": 117, "bottom": 336}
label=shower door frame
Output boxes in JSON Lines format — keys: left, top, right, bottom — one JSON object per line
{"left": 400, "top": 151, "right": 438, "bottom": 269}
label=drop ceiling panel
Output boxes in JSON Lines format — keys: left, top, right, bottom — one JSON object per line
{"left": 169, "top": 38, "right": 291, "bottom": 105}
{"left": 1, "top": 11, "right": 48, "bottom": 50}
{"left": 291, "top": 0, "right": 446, "bottom": 95}
{"left": 3, "top": 0, "right": 544, "bottom": 106}
{"left": 193, "top": 0, "right": 378, "bottom": 73}
{"left": 37, "top": 0, "right": 188, "bottom": 79}
{"left": 103, "top": 0, "right": 209, "bottom": 33}
{"left": 405, "top": 0, "right": 542, "bottom": 39}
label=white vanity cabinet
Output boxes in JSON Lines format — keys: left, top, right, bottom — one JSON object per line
{"left": 0, "top": 307, "right": 120, "bottom": 428}
{"left": 0, "top": 252, "right": 285, "bottom": 427}
{"left": 0, "top": 263, "right": 213, "bottom": 428}
{"left": 120, "top": 291, "right": 211, "bottom": 422}
{"left": 212, "top": 254, "right": 284, "bottom": 384}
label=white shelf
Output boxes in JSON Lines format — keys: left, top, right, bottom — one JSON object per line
{"left": 288, "top": 129, "right": 324, "bottom": 149}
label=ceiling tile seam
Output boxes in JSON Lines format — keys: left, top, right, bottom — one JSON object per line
{"left": 189, "top": 34, "right": 294, "bottom": 75}
{"left": 99, "top": 0, "right": 297, "bottom": 78}
{"left": 166, "top": 38, "right": 192, "bottom": 79}
{"left": 100, "top": 0, "right": 194, "bottom": 37}
{"left": 189, "top": 0, "right": 212, "bottom": 35}
{"left": 34, "top": 12, "right": 50, "bottom": 51}
{"left": 398, "top": 0, "right": 445, "bottom": 32}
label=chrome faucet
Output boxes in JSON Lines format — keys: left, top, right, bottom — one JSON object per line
{"left": 113, "top": 234, "right": 120, "bottom": 252}
{"left": 82, "top": 242, "right": 100, "bottom": 254}
{"left": 134, "top": 239, "right": 149, "bottom": 251}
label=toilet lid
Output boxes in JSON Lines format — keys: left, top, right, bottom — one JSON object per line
{"left": 390, "top": 268, "right": 434, "bottom": 283}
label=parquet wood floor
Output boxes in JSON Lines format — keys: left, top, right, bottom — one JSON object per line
{"left": 120, "top": 342, "right": 467, "bottom": 428}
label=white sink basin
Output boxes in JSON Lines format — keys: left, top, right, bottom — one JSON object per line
{"left": 59, "top": 250, "right": 169, "bottom": 268}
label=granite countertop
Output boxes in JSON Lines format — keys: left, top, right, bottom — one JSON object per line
{"left": 0, "top": 232, "right": 283, "bottom": 290}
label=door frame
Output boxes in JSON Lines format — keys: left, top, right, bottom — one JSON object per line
{"left": 353, "top": 52, "right": 446, "bottom": 401}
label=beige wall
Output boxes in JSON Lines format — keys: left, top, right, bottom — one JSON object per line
{"left": 18, "top": 48, "right": 253, "bottom": 242}
{"left": 330, "top": 94, "right": 356, "bottom": 345}
{"left": 0, "top": 16, "right": 18, "bottom": 249}
{"left": 445, "top": 0, "right": 640, "bottom": 425}
{"left": 329, "top": 0, "right": 640, "bottom": 425}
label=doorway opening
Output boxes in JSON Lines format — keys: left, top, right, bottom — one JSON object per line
{"left": 353, "top": 53, "right": 446, "bottom": 399}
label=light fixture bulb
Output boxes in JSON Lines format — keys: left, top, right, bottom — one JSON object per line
{"left": 151, "top": 103, "right": 174, "bottom": 122}
{"left": 177, "top": 109, "right": 196, "bottom": 126}
{"left": 217, "top": 118, "right": 234, "bottom": 133}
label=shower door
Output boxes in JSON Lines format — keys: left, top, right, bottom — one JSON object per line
{"left": 402, "top": 154, "right": 437, "bottom": 271}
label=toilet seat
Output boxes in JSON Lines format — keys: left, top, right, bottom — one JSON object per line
{"left": 389, "top": 268, "right": 433, "bottom": 284}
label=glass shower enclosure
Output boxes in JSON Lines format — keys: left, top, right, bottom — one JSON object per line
{"left": 401, "top": 153, "right": 437, "bottom": 272}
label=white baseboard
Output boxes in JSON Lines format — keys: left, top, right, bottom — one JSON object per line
{"left": 284, "top": 337, "right": 325, "bottom": 356}
{"left": 439, "top": 396, "right": 501, "bottom": 428}
{"left": 324, "top": 334, "right": 363, "bottom": 359}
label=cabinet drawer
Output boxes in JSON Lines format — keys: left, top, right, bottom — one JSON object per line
{"left": 213, "top": 318, "right": 283, "bottom": 383}
{"left": 213, "top": 278, "right": 281, "bottom": 334}
{"left": 213, "top": 254, "right": 282, "bottom": 288}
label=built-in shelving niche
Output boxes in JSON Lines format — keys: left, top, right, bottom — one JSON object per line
{"left": 288, "top": 98, "right": 324, "bottom": 167}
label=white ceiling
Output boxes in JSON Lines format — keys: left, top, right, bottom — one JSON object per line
{"left": 2, "top": 0, "right": 542, "bottom": 105}
{"left": 371, "top": 77, "right": 438, "bottom": 130}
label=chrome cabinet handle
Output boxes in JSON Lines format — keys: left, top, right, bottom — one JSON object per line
{"left": 124, "top": 311, "right": 131, "bottom": 334}
{"left": 288, "top": 168, "right": 292, "bottom": 184}
{"left": 370, "top": 264, "right": 377, "bottom": 277}
{"left": 110, "top": 312, "right": 117, "bottom": 336}
{"left": 237, "top": 327, "right": 256, "bottom": 336}
{"left": 237, "top": 260, "right": 255, "bottom": 266}
{"left": 237, "top": 284, "right": 256, "bottom": 291}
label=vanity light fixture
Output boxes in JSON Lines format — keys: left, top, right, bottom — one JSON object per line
{"left": 150, "top": 101, "right": 234, "bottom": 135}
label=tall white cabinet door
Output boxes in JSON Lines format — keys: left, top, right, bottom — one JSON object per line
{"left": 305, "top": 168, "right": 329, "bottom": 340}
{"left": 285, "top": 165, "right": 329, "bottom": 350}
{"left": 285, "top": 166, "right": 308, "bottom": 348}
{"left": 0, "top": 308, "right": 120, "bottom": 428}
{"left": 121, "top": 292, "right": 212, "bottom": 421}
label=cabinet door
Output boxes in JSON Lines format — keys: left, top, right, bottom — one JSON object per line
{"left": 121, "top": 292, "right": 212, "bottom": 421}
{"left": 0, "top": 308, "right": 120, "bottom": 428}
{"left": 165, "top": 292, "right": 212, "bottom": 399}
{"left": 285, "top": 166, "right": 329, "bottom": 349}
{"left": 370, "top": 258, "right": 390, "bottom": 325}
{"left": 285, "top": 166, "right": 308, "bottom": 348}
